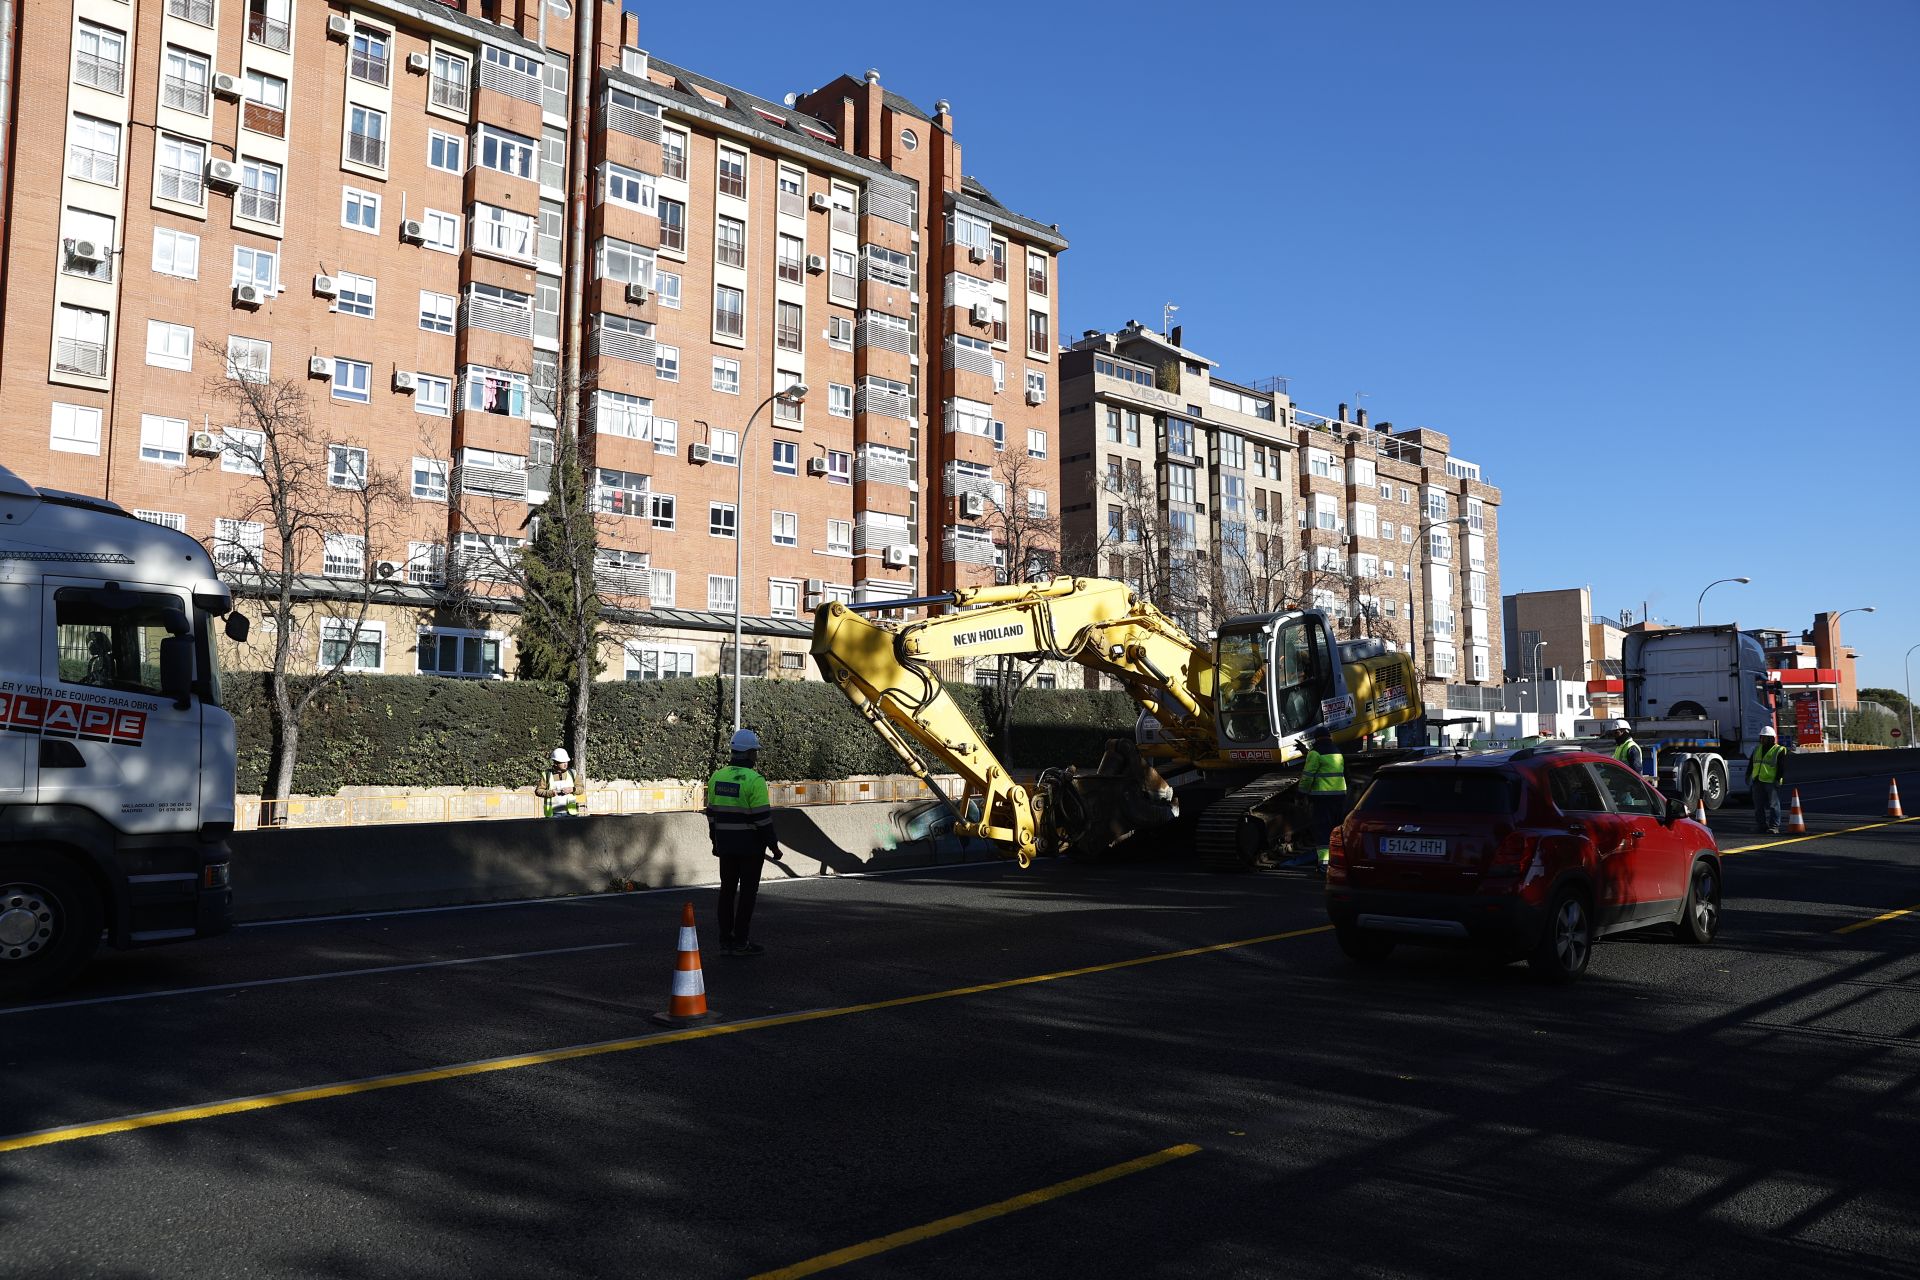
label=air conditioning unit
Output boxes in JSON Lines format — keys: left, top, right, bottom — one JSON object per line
{"left": 67, "top": 239, "right": 105, "bottom": 264}
{"left": 232, "top": 283, "right": 265, "bottom": 308}
{"left": 961, "top": 492, "right": 987, "bottom": 518}
{"left": 212, "top": 72, "right": 241, "bottom": 99}
{"left": 406, "top": 51, "right": 430, "bottom": 73}
{"left": 392, "top": 370, "right": 417, "bottom": 392}
{"left": 326, "top": 13, "right": 352, "bottom": 38}
{"left": 968, "top": 244, "right": 988, "bottom": 264}
{"left": 805, "top": 254, "right": 826, "bottom": 274}
{"left": 805, "top": 456, "right": 829, "bottom": 477}
{"left": 374, "top": 560, "right": 402, "bottom": 580}
{"left": 308, "top": 356, "right": 334, "bottom": 378}
{"left": 809, "top": 192, "right": 830, "bottom": 212}
{"left": 1025, "top": 389, "right": 1046, "bottom": 406}
{"left": 625, "top": 282, "right": 650, "bottom": 305}
{"left": 206, "top": 158, "right": 239, "bottom": 190}
{"left": 399, "top": 219, "right": 425, "bottom": 244}
{"left": 189, "top": 431, "right": 221, "bottom": 458}
{"left": 688, "top": 442, "right": 712, "bottom": 464}
{"left": 313, "top": 273, "right": 339, "bottom": 298}
{"left": 882, "top": 546, "right": 911, "bottom": 569}
{"left": 969, "top": 303, "right": 990, "bottom": 326}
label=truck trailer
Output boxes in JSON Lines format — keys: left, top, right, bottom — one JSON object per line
{"left": 1601, "top": 624, "right": 1779, "bottom": 811}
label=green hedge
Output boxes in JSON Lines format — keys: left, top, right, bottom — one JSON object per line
{"left": 224, "top": 673, "right": 1140, "bottom": 795}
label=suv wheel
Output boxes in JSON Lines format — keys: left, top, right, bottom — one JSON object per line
{"left": 1528, "top": 889, "right": 1592, "bottom": 983}
{"left": 0, "top": 850, "right": 103, "bottom": 1001}
{"left": 1672, "top": 857, "right": 1721, "bottom": 944}
{"left": 1335, "top": 924, "right": 1395, "bottom": 965}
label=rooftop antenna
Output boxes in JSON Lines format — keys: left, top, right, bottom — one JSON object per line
{"left": 1161, "top": 302, "right": 1179, "bottom": 336}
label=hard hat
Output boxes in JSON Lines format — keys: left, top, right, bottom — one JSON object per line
{"left": 1759, "top": 724, "right": 1777, "bottom": 737}
{"left": 1612, "top": 719, "right": 1632, "bottom": 732}
{"left": 730, "top": 729, "right": 762, "bottom": 752}
{"left": 551, "top": 747, "right": 570, "bottom": 764}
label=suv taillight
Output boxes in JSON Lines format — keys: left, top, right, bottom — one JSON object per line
{"left": 1326, "top": 822, "right": 1348, "bottom": 883}
{"left": 1486, "top": 832, "right": 1536, "bottom": 879}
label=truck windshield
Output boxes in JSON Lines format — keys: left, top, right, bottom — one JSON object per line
{"left": 55, "top": 589, "right": 186, "bottom": 698}
{"left": 1216, "top": 626, "right": 1272, "bottom": 743}
{"left": 195, "top": 609, "right": 224, "bottom": 708}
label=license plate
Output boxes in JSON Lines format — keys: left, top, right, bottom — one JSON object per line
{"left": 1380, "top": 837, "right": 1447, "bottom": 857}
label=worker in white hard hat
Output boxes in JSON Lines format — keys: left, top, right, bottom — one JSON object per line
{"left": 705, "top": 728, "right": 783, "bottom": 955}
{"left": 1609, "top": 719, "right": 1643, "bottom": 777}
{"left": 1749, "top": 723, "right": 1789, "bottom": 834}
{"left": 536, "top": 746, "right": 583, "bottom": 818}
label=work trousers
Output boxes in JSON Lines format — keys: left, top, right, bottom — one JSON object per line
{"left": 716, "top": 851, "right": 765, "bottom": 948}
{"left": 1309, "top": 793, "right": 1348, "bottom": 859}
{"left": 1752, "top": 781, "right": 1781, "bottom": 832}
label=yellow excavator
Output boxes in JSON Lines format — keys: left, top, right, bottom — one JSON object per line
{"left": 811, "top": 576, "right": 1424, "bottom": 869}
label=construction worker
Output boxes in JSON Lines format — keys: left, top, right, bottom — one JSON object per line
{"left": 1749, "top": 724, "right": 1789, "bottom": 834}
{"left": 705, "top": 728, "right": 783, "bottom": 955}
{"left": 1289, "top": 726, "right": 1347, "bottom": 871}
{"left": 1610, "top": 720, "right": 1644, "bottom": 776}
{"left": 536, "top": 747, "right": 582, "bottom": 818}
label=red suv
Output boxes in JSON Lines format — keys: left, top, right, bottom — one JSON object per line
{"left": 1324, "top": 748, "right": 1722, "bottom": 982}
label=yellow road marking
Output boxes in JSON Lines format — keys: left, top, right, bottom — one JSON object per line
{"left": 1720, "top": 815, "right": 1919, "bottom": 856}
{"left": 748, "top": 1143, "right": 1203, "bottom": 1280}
{"left": 0, "top": 926, "right": 1331, "bottom": 1156}
{"left": 1835, "top": 904, "right": 1919, "bottom": 935}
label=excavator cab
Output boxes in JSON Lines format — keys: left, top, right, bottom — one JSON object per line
{"left": 1213, "top": 611, "right": 1347, "bottom": 755}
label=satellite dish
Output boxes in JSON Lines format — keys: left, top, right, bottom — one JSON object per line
{"left": 782, "top": 92, "right": 797, "bottom": 107}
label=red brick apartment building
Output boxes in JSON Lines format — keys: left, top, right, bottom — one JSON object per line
{"left": 0, "top": 0, "right": 1065, "bottom": 681}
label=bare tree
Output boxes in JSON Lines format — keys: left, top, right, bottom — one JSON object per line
{"left": 976, "top": 447, "right": 1064, "bottom": 751}
{"left": 1073, "top": 468, "right": 1210, "bottom": 632}
{"left": 199, "top": 345, "right": 405, "bottom": 811}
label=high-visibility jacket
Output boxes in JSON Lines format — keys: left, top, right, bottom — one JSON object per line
{"left": 1752, "top": 743, "right": 1786, "bottom": 785}
{"left": 1614, "top": 738, "right": 1643, "bottom": 774}
{"left": 706, "top": 764, "right": 776, "bottom": 856}
{"left": 540, "top": 768, "right": 582, "bottom": 817}
{"left": 1302, "top": 749, "right": 1347, "bottom": 794}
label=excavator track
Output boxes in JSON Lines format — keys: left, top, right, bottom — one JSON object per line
{"left": 1194, "top": 771, "right": 1302, "bottom": 871}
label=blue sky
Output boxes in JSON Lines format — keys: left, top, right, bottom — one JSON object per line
{"left": 626, "top": 0, "right": 1919, "bottom": 691}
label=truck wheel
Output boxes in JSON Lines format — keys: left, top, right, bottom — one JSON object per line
{"left": 0, "top": 851, "right": 103, "bottom": 1001}
{"left": 1678, "top": 763, "right": 1703, "bottom": 815}
{"left": 1704, "top": 761, "right": 1728, "bottom": 811}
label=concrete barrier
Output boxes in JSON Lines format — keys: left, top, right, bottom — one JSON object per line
{"left": 227, "top": 798, "right": 1001, "bottom": 922}
{"left": 1783, "top": 747, "right": 1920, "bottom": 784}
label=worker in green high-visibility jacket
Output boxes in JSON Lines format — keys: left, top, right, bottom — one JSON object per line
{"left": 1288, "top": 726, "right": 1348, "bottom": 871}
{"left": 1749, "top": 723, "right": 1789, "bottom": 834}
{"left": 705, "top": 728, "right": 783, "bottom": 955}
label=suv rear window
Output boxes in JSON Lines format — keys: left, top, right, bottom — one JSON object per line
{"left": 1355, "top": 769, "right": 1520, "bottom": 817}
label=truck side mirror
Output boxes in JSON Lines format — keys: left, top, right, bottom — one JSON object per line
{"left": 225, "top": 611, "right": 251, "bottom": 644}
{"left": 160, "top": 635, "right": 195, "bottom": 709}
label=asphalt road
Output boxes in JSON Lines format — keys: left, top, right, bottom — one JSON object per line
{"left": 3, "top": 778, "right": 1917, "bottom": 1280}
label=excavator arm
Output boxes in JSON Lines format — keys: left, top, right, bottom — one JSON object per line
{"left": 810, "top": 576, "right": 1211, "bottom": 864}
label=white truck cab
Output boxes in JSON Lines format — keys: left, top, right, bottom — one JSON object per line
{"left": 0, "top": 465, "right": 241, "bottom": 998}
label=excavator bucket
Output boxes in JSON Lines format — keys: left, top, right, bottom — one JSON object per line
{"left": 1037, "top": 739, "right": 1179, "bottom": 861}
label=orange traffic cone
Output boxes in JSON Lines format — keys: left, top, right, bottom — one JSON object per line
{"left": 1889, "top": 779, "right": 1905, "bottom": 819}
{"left": 1785, "top": 789, "right": 1807, "bottom": 834}
{"left": 651, "top": 902, "right": 714, "bottom": 1027}
{"left": 1694, "top": 800, "right": 1708, "bottom": 827}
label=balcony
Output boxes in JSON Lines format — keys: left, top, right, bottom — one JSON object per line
{"left": 856, "top": 313, "right": 912, "bottom": 355}
{"left": 778, "top": 189, "right": 803, "bottom": 219}
{"left": 346, "top": 131, "right": 386, "bottom": 169}
{"left": 714, "top": 309, "right": 743, "bottom": 340}
{"left": 74, "top": 52, "right": 124, "bottom": 95}
{"left": 478, "top": 60, "right": 540, "bottom": 105}
{"left": 775, "top": 324, "right": 803, "bottom": 352}
{"left": 603, "top": 98, "right": 662, "bottom": 142}
{"left": 716, "top": 240, "right": 744, "bottom": 269}
{"left": 942, "top": 462, "right": 993, "bottom": 498}
{"left": 856, "top": 382, "right": 912, "bottom": 422}
{"left": 67, "top": 146, "right": 118, "bottom": 186}
{"left": 857, "top": 449, "right": 913, "bottom": 488}
{"left": 167, "top": 0, "right": 213, "bottom": 26}
{"left": 242, "top": 101, "right": 286, "bottom": 138}
{"left": 462, "top": 294, "right": 533, "bottom": 339}
{"left": 430, "top": 76, "right": 469, "bottom": 114}
{"left": 349, "top": 49, "right": 389, "bottom": 86}
{"left": 943, "top": 335, "right": 994, "bottom": 378}
{"left": 658, "top": 223, "right": 684, "bottom": 253}
{"left": 457, "top": 460, "right": 529, "bottom": 501}
{"left": 829, "top": 270, "right": 856, "bottom": 305}
{"left": 247, "top": 11, "right": 290, "bottom": 50}
{"left": 156, "top": 165, "right": 203, "bottom": 205}
{"left": 587, "top": 323, "right": 656, "bottom": 365}
{"left": 56, "top": 339, "right": 108, "bottom": 377}
{"left": 777, "top": 257, "right": 802, "bottom": 284}
{"left": 661, "top": 149, "right": 685, "bottom": 181}
{"left": 854, "top": 512, "right": 911, "bottom": 553}
{"left": 236, "top": 188, "right": 281, "bottom": 223}
{"left": 161, "top": 74, "right": 208, "bottom": 115}
{"left": 62, "top": 240, "right": 113, "bottom": 282}
{"left": 597, "top": 566, "right": 650, "bottom": 597}
{"left": 943, "top": 527, "right": 997, "bottom": 567}
{"left": 1027, "top": 267, "right": 1048, "bottom": 296}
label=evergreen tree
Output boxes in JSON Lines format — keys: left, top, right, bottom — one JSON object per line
{"left": 515, "top": 436, "right": 600, "bottom": 683}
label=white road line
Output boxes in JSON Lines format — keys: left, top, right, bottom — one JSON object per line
{"left": 1, "top": 943, "right": 631, "bottom": 1016}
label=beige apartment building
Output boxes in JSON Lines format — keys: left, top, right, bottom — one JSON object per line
{"left": 1060, "top": 322, "right": 1504, "bottom": 710}
{"left": 0, "top": 0, "right": 1064, "bottom": 683}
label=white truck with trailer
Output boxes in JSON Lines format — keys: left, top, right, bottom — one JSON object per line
{"left": 0, "top": 465, "right": 244, "bottom": 998}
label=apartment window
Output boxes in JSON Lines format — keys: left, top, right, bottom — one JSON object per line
{"left": 1026, "top": 370, "right": 1048, "bottom": 403}
{"left": 241, "top": 70, "right": 288, "bottom": 136}
{"left": 777, "top": 166, "right": 804, "bottom": 214}
{"left": 771, "top": 511, "right": 797, "bottom": 547}
{"left": 991, "top": 298, "right": 1008, "bottom": 344}
{"left": 542, "top": 51, "right": 569, "bottom": 117}
{"left": 828, "top": 315, "right": 853, "bottom": 349}
{"left": 1468, "top": 498, "right": 1486, "bottom": 533}
{"left": 342, "top": 188, "right": 380, "bottom": 234}
{"left": 1104, "top": 408, "right": 1121, "bottom": 443}
{"left": 827, "top": 450, "right": 852, "bottom": 486}
{"left": 60, "top": 209, "right": 115, "bottom": 282}
{"left": 418, "top": 628, "right": 502, "bottom": 679}
{"left": 625, "top": 642, "right": 694, "bottom": 681}
{"left": 237, "top": 159, "right": 282, "bottom": 223}
{"left": 707, "top": 575, "right": 737, "bottom": 611}
{"left": 595, "top": 389, "right": 654, "bottom": 440}
{"left": 949, "top": 210, "right": 991, "bottom": 254}
{"left": 420, "top": 209, "right": 459, "bottom": 253}
{"left": 656, "top": 271, "right": 681, "bottom": 309}
{"left": 68, "top": 115, "right": 121, "bottom": 186}
{"left": 416, "top": 375, "right": 450, "bottom": 416}
{"left": 346, "top": 105, "right": 387, "bottom": 169}
{"left": 1353, "top": 504, "right": 1378, "bottom": 539}
{"left": 428, "top": 130, "right": 462, "bottom": 173}
{"left": 75, "top": 22, "right": 127, "bottom": 96}
{"left": 411, "top": 457, "right": 448, "bottom": 502}
{"left": 470, "top": 204, "right": 534, "bottom": 262}
{"left": 717, "top": 147, "right": 746, "bottom": 198}
{"left": 50, "top": 404, "right": 103, "bottom": 456}
{"left": 769, "top": 580, "right": 799, "bottom": 619}
{"left": 699, "top": 427, "right": 736, "bottom": 467}
{"left": 826, "top": 520, "right": 852, "bottom": 555}
{"left": 863, "top": 244, "right": 911, "bottom": 286}
{"left": 332, "top": 359, "right": 372, "bottom": 403}
{"left": 247, "top": 0, "right": 290, "bottom": 48}
{"left": 1026, "top": 489, "right": 1049, "bottom": 519}
{"left": 319, "top": 618, "right": 382, "bottom": 671}
{"left": 151, "top": 227, "right": 199, "bottom": 279}
{"left": 715, "top": 216, "right": 745, "bottom": 268}
{"left": 828, "top": 383, "right": 853, "bottom": 418}
{"left": 604, "top": 162, "right": 655, "bottom": 212}
{"left": 830, "top": 249, "right": 857, "bottom": 302}
{"left": 715, "top": 286, "right": 744, "bottom": 339}
{"left": 1217, "top": 434, "right": 1246, "bottom": 470}
{"left": 646, "top": 571, "right": 676, "bottom": 608}
{"left": 1400, "top": 486, "right": 1412, "bottom": 504}
{"left": 1165, "top": 465, "right": 1195, "bottom": 506}
{"left": 656, "top": 344, "right": 680, "bottom": 381}
{"left": 594, "top": 467, "right": 649, "bottom": 517}
{"left": 149, "top": 136, "right": 205, "bottom": 208}
{"left": 1426, "top": 489, "right": 1450, "bottom": 521}
{"left": 1026, "top": 309, "right": 1049, "bottom": 356}
{"left": 594, "top": 235, "right": 655, "bottom": 285}
{"left": 226, "top": 336, "right": 271, "bottom": 382}
{"left": 658, "top": 198, "right": 685, "bottom": 252}
{"left": 233, "top": 245, "right": 277, "bottom": 291}
{"left": 1027, "top": 429, "right": 1048, "bottom": 459}
{"left": 772, "top": 440, "right": 797, "bottom": 476}
{"left": 777, "top": 234, "right": 804, "bottom": 283}
{"left": 349, "top": 25, "right": 389, "bottom": 85}
{"left": 161, "top": 47, "right": 210, "bottom": 116}
{"left": 463, "top": 366, "right": 528, "bottom": 416}
{"left": 993, "top": 359, "right": 1006, "bottom": 393}
{"left": 476, "top": 125, "right": 535, "bottom": 180}
{"left": 430, "top": 51, "right": 469, "bottom": 113}
{"left": 332, "top": 271, "right": 375, "bottom": 318}
{"left": 649, "top": 493, "right": 676, "bottom": 530}
{"left": 145, "top": 321, "right": 193, "bottom": 372}
{"left": 328, "top": 445, "right": 369, "bottom": 490}
{"left": 776, "top": 301, "right": 803, "bottom": 352}
{"left": 1381, "top": 520, "right": 1395, "bottom": 541}
{"left": 1403, "top": 527, "right": 1414, "bottom": 544}
{"left": 1027, "top": 251, "right": 1049, "bottom": 296}
{"left": 1379, "top": 482, "right": 1393, "bottom": 500}
{"left": 419, "top": 291, "right": 456, "bottom": 334}
{"left": 539, "top": 126, "right": 565, "bottom": 190}
{"left": 213, "top": 518, "right": 264, "bottom": 569}
{"left": 139, "top": 414, "right": 187, "bottom": 466}
{"left": 991, "top": 238, "right": 1008, "bottom": 282}
{"left": 712, "top": 357, "right": 740, "bottom": 394}
{"left": 1429, "top": 531, "right": 1453, "bottom": 562}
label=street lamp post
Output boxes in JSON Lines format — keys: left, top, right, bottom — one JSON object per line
{"left": 1905, "top": 643, "right": 1919, "bottom": 747}
{"left": 729, "top": 383, "right": 808, "bottom": 735}
{"left": 1696, "top": 576, "right": 1751, "bottom": 626}
{"left": 1532, "top": 639, "right": 1549, "bottom": 718}
{"left": 1410, "top": 514, "right": 1472, "bottom": 698}
{"left": 1829, "top": 605, "right": 1876, "bottom": 746}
